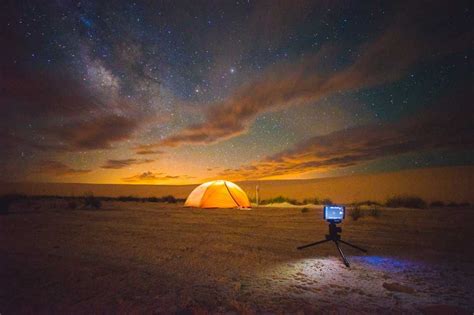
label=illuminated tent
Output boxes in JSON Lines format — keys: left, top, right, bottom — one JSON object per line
{"left": 184, "top": 180, "right": 251, "bottom": 209}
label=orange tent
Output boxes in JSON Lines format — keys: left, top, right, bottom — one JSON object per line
{"left": 184, "top": 180, "right": 251, "bottom": 209}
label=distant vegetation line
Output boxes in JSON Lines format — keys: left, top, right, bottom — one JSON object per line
{"left": 1, "top": 193, "right": 471, "bottom": 216}
{"left": 0, "top": 193, "right": 185, "bottom": 214}
{"left": 254, "top": 195, "right": 470, "bottom": 209}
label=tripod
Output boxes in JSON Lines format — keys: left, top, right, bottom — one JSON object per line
{"left": 297, "top": 221, "right": 367, "bottom": 267}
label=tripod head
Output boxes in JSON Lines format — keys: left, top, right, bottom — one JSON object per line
{"left": 326, "top": 221, "right": 343, "bottom": 241}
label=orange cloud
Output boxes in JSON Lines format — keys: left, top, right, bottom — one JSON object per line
{"left": 121, "top": 171, "right": 194, "bottom": 183}
{"left": 135, "top": 149, "right": 164, "bottom": 155}
{"left": 101, "top": 159, "right": 154, "bottom": 169}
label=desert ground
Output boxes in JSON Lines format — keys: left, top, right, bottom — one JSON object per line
{"left": 1, "top": 200, "right": 473, "bottom": 314}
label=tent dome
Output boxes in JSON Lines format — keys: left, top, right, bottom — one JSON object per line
{"left": 185, "top": 180, "right": 251, "bottom": 209}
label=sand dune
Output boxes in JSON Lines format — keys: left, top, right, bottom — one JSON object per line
{"left": 1, "top": 166, "right": 473, "bottom": 203}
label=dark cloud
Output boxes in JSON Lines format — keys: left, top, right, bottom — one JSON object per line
{"left": 147, "top": 2, "right": 470, "bottom": 149}
{"left": 34, "top": 160, "right": 91, "bottom": 177}
{"left": 134, "top": 146, "right": 165, "bottom": 155}
{"left": 51, "top": 115, "right": 141, "bottom": 151}
{"left": 219, "top": 89, "right": 474, "bottom": 179}
{"left": 101, "top": 158, "right": 154, "bottom": 169}
{"left": 0, "top": 65, "right": 149, "bottom": 158}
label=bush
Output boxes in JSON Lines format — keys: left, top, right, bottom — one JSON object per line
{"left": 430, "top": 201, "right": 445, "bottom": 208}
{"left": 303, "top": 197, "right": 319, "bottom": 205}
{"left": 368, "top": 206, "right": 380, "bottom": 218}
{"left": 447, "top": 201, "right": 470, "bottom": 208}
{"left": 301, "top": 207, "right": 309, "bottom": 213}
{"left": 161, "top": 195, "right": 177, "bottom": 203}
{"left": 118, "top": 196, "right": 140, "bottom": 202}
{"left": 260, "top": 196, "right": 294, "bottom": 205}
{"left": 0, "top": 196, "right": 13, "bottom": 215}
{"left": 0, "top": 194, "right": 25, "bottom": 214}
{"left": 67, "top": 200, "right": 78, "bottom": 209}
{"left": 270, "top": 196, "right": 287, "bottom": 204}
{"left": 321, "top": 198, "right": 333, "bottom": 205}
{"left": 354, "top": 200, "right": 382, "bottom": 207}
{"left": 83, "top": 193, "right": 102, "bottom": 209}
{"left": 349, "top": 206, "right": 364, "bottom": 221}
{"left": 386, "top": 195, "right": 427, "bottom": 209}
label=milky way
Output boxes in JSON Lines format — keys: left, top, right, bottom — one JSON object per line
{"left": 1, "top": 1, "right": 472, "bottom": 184}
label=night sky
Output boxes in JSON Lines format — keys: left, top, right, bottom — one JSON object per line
{"left": 1, "top": 1, "right": 472, "bottom": 184}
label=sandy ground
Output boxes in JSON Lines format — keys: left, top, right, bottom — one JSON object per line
{"left": 1, "top": 201, "right": 473, "bottom": 314}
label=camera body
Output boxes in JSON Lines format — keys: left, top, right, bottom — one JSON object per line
{"left": 323, "top": 205, "right": 345, "bottom": 223}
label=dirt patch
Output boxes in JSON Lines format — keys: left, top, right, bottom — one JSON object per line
{"left": 0, "top": 202, "right": 473, "bottom": 313}
{"left": 383, "top": 282, "right": 415, "bottom": 294}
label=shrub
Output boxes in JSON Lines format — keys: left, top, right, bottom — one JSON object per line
{"left": 161, "top": 195, "right": 177, "bottom": 203}
{"left": 0, "top": 194, "right": 25, "bottom": 214}
{"left": 260, "top": 196, "right": 291, "bottom": 205}
{"left": 349, "top": 206, "right": 364, "bottom": 221}
{"left": 303, "top": 197, "right": 319, "bottom": 205}
{"left": 430, "top": 201, "right": 445, "bottom": 208}
{"left": 67, "top": 200, "right": 78, "bottom": 209}
{"left": 301, "top": 207, "right": 309, "bottom": 213}
{"left": 271, "top": 196, "right": 286, "bottom": 203}
{"left": 385, "top": 195, "right": 427, "bottom": 209}
{"left": 118, "top": 196, "right": 140, "bottom": 202}
{"left": 368, "top": 206, "right": 380, "bottom": 218}
{"left": 354, "top": 200, "right": 382, "bottom": 207}
{"left": 0, "top": 196, "right": 13, "bottom": 215}
{"left": 321, "top": 198, "right": 333, "bottom": 205}
{"left": 447, "top": 201, "right": 470, "bottom": 208}
{"left": 83, "top": 193, "right": 102, "bottom": 209}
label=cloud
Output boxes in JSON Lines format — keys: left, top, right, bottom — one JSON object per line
{"left": 135, "top": 149, "right": 164, "bottom": 155}
{"left": 145, "top": 2, "right": 470, "bottom": 149}
{"left": 35, "top": 160, "right": 91, "bottom": 177}
{"left": 121, "top": 171, "right": 194, "bottom": 183}
{"left": 50, "top": 115, "right": 141, "bottom": 151}
{"left": 219, "top": 89, "right": 474, "bottom": 180}
{"left": 0, "top": 67, "right": 146, "bottom": 153}
{"left": 101, "top": 158, "right": 154, "bottom": 169}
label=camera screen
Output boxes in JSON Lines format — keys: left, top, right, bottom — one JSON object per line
{"left": 324, "top": 205, "right": 345, "bottom": 220}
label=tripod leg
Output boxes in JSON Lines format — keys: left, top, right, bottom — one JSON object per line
{"left": 339, "top": 239, "right": 367, "bottom": 253}
{"left": 297, "top": 239, "right": 330, "bottom": 250}
{"left": 334, "top": 241, "right": 350, "bottom": 267}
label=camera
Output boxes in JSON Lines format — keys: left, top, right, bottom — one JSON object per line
{"left": 299, "top": 204, "right": 366, "bottom": 267}
{"left": 323, "top": 205, "right": 345, "bottom": 222}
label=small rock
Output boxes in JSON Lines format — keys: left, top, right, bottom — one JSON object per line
{"left": 383, "top": 282, "right": 415, "bottom": 294}
{"left": 233, "top": 281, "right": 241, "bottom": 291}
